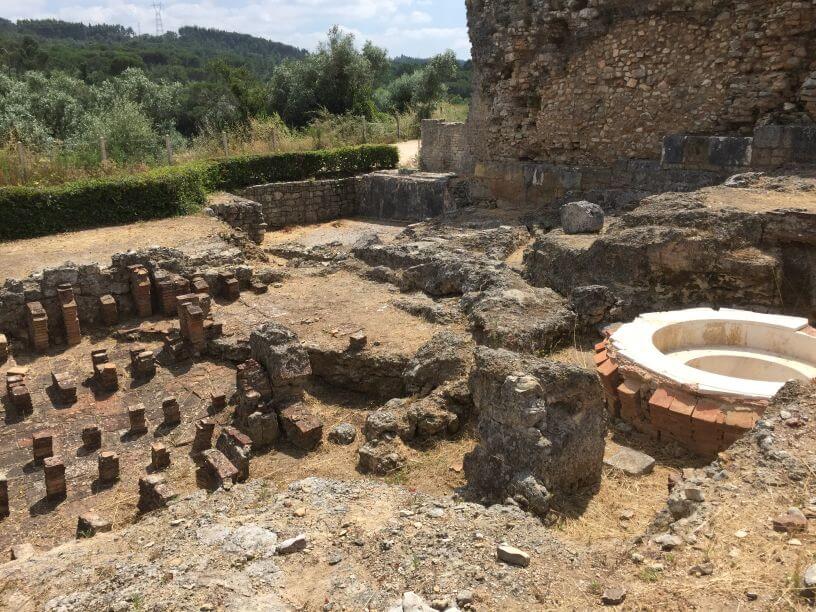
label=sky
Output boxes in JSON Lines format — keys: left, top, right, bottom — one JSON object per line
{"left": 0, "top": 0, "right": 471, "bottom": 58}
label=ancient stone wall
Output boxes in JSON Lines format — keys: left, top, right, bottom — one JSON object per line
{"left": 241, "top": 178, "right": 358, "bottom": 229}
{"left": 206, "top": 195, "right": 267, "bottom": 244}
{"left": 419, "top": 120, "right": 474, "bottom": 175}
{"left": 466, "top": 0, "right": 816, "bottom": 168}
{"left": 356, "top": 171, "right": 464, "bottom": 221}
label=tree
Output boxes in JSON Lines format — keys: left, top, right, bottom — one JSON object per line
{"left": 268, "top": 27, "right": 388, "bottom": 126}
{"left": 375, "top": 51, "right": 459, "bottom": 118}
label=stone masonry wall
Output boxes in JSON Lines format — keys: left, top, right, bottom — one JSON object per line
{"left": 241, "top": 178, "right": 358, "bottom": 229}
{"left": 419, "top": 120, "right": 474, "bottom": 175}
{"left": 206, "top": 195, "right": 267, "bottom": 244}
{"left": 466, "top": 0, "right": 816, "bottom": 168}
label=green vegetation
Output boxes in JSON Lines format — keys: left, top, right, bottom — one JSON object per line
{"left": 0, "top": 19, "right": 471, "bottom": 187}
{"left": 0, "top": 144, "right": 397, "bottom": 240}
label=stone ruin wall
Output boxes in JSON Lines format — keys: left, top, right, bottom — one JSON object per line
{"left": 419, "top": 120, "right": 474, "bottom": 176}
{"left": 465, "top": 0, "right": 816, "bottom": 200}
{"left": 241, "top": 177, "right": 359, "bottom": 229}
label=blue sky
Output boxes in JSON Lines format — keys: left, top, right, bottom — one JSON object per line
{"left": 0, "top": 0, "right": 470, "bottom": 58}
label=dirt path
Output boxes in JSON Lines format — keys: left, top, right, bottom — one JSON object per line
{"left": 396, "top": 140, "right": 419, "bottom": 167}
{"left": 0, "top": 215, "right": 231, "bottom": 282}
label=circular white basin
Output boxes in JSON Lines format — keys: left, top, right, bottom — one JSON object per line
{"left": 610, "top": 308, "right": 816, "bottom": 400}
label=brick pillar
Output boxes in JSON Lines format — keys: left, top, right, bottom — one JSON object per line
{"left": 7, "top": 369, "right": 32, "bottom": 413}
{"left": 151, "top": 443, "right": 171, "bottom": 471}
{"left": 180, "top": 303, "right": 205, "bottom": 350}
{"left": 0, "top": 472, "right": 9, "bottom": 518}
{"left": 211, "top": 392, "right": 226, "bottom": 412}
{"left": 162, "top": 397, "right": 181, "bottom": 426}
{"left": 98, "top": 451, "right": 119, "bottom": 483}
{"left": 32, "top": 431, "right": 54, "bottom": 463}
{"left": 128, "top": 265, "right": 153, "bottom": 318}
{"left": 51, "top": 371, "right": 77, "bottom": 404}
{"left": 57, "top": 284, "right": 81, "bottom": 346}
{"left": 26, "top": 302, "right": 49, "bottom": 351}
{"left": 44, "top": 456, "right": 66, "bottom": 499}
{"left": 219, "top": 271, "right": 240, "bottom": 300}
{"left": 92, "top": 350, "right": 118, "bottom": 392}
{"left": 99, "top": 295, "right": 118, "bottom": 326}
{"left": 81, "top": 425, "right": 102, "bottom": 450}
{"left": 192, "top": 418, "right": 215, "bottom": 453}
{"left": 128, "top": 404, "right": 148, "bottom": 435}
{"left": 191, "top": 277, "right": 210, "bottom": 295}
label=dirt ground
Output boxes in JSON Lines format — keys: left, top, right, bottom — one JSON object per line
{"left": 263, "top": 218, "right": 406, "bottom": 249}
{"left": 0, "top": 215, "right": 231, "bottom": 283}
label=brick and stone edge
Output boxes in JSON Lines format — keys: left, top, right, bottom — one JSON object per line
{"left": 594, "top": 339, "right": 761, "bottom": 458}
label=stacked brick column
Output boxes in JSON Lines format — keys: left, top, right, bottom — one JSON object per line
{"left": 57, "top": 284, "right": 81, "bottom": 346}
{"left": 162, "top": 397, "right": 181, "bottom": 426}
{"left": 32, "top": 431, "right": 54, "bottom": 463}
{"left": 81, "top": 425, "right": 102, "bottom": 450}
{"left": 98, "top": 451, "right": 120, "bottom": 483}
{"left": 151, "top": 443, "right": 171, "bottom": 471}
{"left": 128, "top": 265, "right": 153, "bottom": 318}
{"left": 99, "top": 295, "right": 118, "bottom": 326}
{"left": 0, "top": 472, "right": 8, "bottom": 518}
{"left": 595, "top": 340, "right": 760, "bottom": 457}
{"left": 219, "top": 271, "right": 240, "bottom": 300}
{"left": 192, "top": 418, "right": 215, "bottom": 454}
{"left": 91, "top": 349, "right": 118, "bottom": 392}
{"left": 177, "top": 293, "right": 205, "bottom": 350}
{"left": 26, "top": 302, "right": 49, "bottom": 351}
{"left": 44, "top": 456, "right": 66, "bottom": 499}
{"left": 155, "top": 272, "right": 191, "bottom": 316}
{"left": 7, "top": 367, "right": 32, "bottom": 413}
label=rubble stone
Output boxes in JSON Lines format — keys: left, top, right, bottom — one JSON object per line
{"left": 76, "top": 512, "right": 112, "bottom": 538}
{"left": 561, "top": 201, "right": 604, "bottom": 235}
{"left": 279, "top": 403, "right": 323, "bottom": 450}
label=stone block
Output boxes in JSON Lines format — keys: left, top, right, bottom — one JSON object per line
{"left": 604, "top": 447, "right": 656, "bottom": 476}
{"left": 200, "top": 449, "right": 239, "bottom": 489}
{"left": 76, "top": 512, "right": 111, "bottom": 538}
{"left": 245, "top": 410, "right": 280, "bottom": 447}
{"left": 560, "top": 201, "right": 604, "bottom": 234}
{"left": 279, "top": 403, "right": 323, "bottom": 451}
{"left": 138, "top": 473, "right": 177, "bottom": 513}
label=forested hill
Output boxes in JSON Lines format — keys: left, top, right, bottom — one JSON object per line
{"left": 0, "top": 19, "right": 307, "bottom": 82}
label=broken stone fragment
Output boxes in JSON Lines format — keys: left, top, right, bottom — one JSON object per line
{"left": 803, "top": 564, "right": 816, "bottom": 596}
{"left": 496, "top": 543, "right": 530, "bottom": 567}
{"left": 772, "top": 507, "right": 808, "bottom": 533}
{"left": 249, "top": 322, "right": 312, "bottom": 391}
{"left": 76, "top": 512, "right": 112, "bottom": 538}
{"left": 276, "top": 533, "right": 308, "bottom": 555}
{"left": 604, "top": 447, "right": 656, "bottom": 476}
{"left": 601, "top": 586, "right": 627, "bottom": 606}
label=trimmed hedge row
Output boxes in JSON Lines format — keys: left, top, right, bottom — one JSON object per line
{"left": 0, "top": 144, "right": 399, "bottom": 240}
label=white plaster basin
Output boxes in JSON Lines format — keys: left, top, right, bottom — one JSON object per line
{"left": 610, "top": 308, "right": 816, "bottom": 400}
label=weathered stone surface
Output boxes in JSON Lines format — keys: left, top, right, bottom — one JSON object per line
{"left": 772, "top": 507, "right": 808, "bottom": 533}
{"left": 328, "top": 423, "right": 357, "bottom": 445}
{"left": 463, "top": 347, "right": 607, "bottom": 516}
{"left": 249, "top": 323, "right": 311, "bottom": 390}
{"left": 245, "top": 411, "right": 280, "bottom": 448}
{"left": 276, "top": 533, "right": 308, "bottom": 555}
{"left": 358, "top": 440, "right": 406, "bottom": 475}
{"left": 604, "top": 448, "right": 656, "bottom": 477}
{"left": 561, "top": 201, "right": 604, "bottom": 234}
{"left": 307, "top": 343, "right": 409, "bottom": 400}
{"left": 404, "top": 332, "right": 473, "bottom": 396}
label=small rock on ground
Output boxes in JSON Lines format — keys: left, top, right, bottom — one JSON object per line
{"left": 604, "top": 447, "right": 655, "bottom": 476}
{"left": 496, "top": 543, "right": 530, "bottom": 567}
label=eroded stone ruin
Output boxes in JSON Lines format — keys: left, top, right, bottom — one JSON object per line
{"left": 1, "top": 1, "right": 816, "bottom": 609}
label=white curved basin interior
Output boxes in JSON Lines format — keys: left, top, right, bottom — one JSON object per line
{"left": 610, "top": 308, "right": 816, "bottom": 400}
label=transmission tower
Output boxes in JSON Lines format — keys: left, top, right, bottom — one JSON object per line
{"left": 152, "top": 1, "right": 164, "bottom": 36}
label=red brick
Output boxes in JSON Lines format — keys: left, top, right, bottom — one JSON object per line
{"left": 724, "top": 410, "right": 758, "bottom": 431}
{"left": 594, "top": 340, "right": 607, "bottom": 353}
{"left": 596, "top": 359, "right": 621, "bottom": 395}
{"left": 617, "top": 379, "right": 642, "bottom": 421}
{"left": 593, "top": 350, "right": 609, "bottom": 366}
{"left": 668, "top": 389, "right": 697, "bottom": 419}
{"left": 604, "top": 391, "right": 621, "bottom": 418}
{"left": 691, "top": 398, "right": 726, "bottom": 425}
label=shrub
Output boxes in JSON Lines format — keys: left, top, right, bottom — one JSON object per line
{"left": 211, "top": 143, "right": 398, "bottom": 191}
{"left": 0, "top": 144, "right": 397, "bottom": 240}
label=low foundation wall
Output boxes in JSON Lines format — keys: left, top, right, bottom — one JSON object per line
{"left": 419, "top": 119, "right": 474, "bottom": 175}
{"left": 241, "top": 178, "right": 358, "bottom": 229}
{"left": 662, "top": 126, "right": 816, "bottom": 172}
{"left": 356, "top": 171, "right": 461, "bottom": 221}
{"left": 207, "top": 195, "right": 267, "bottom": 244}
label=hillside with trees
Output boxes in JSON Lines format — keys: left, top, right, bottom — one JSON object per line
{"left": 0, "top": 19, "right": 470, "bottom": 184}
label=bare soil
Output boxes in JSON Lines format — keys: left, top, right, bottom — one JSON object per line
{"left": 0, "top": 215, "right": 231, "bottom": 283}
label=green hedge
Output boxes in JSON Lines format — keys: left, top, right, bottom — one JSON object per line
{"left": 0, "top": 144, "right": 398, "bottom": 240}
